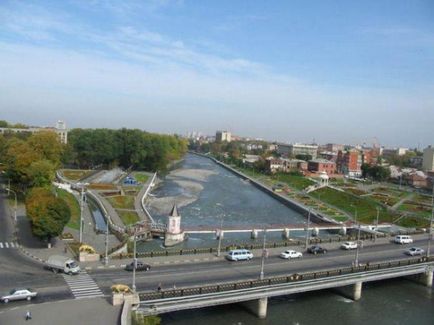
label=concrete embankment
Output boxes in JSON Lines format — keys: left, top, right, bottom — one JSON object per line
{"left": 190, "top": 152, "right": 338, "bottom": 225}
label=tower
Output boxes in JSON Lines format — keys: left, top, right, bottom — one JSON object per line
{"left": 164, "top": 204, "right": 185, "bottom": 246}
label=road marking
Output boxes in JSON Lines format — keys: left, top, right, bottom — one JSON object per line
{"left": 5, "top": 242, "right": 9, "bottom": 248}
{"left": 10, "top": 242, "right": 15, "bottom": 248}
{"left": 0, "top": 242, "right": 3, "bottom": 248}
{"left": 63, "top": 271, "right": 104, "bottom": 299}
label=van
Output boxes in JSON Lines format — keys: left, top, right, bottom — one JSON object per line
{"left": 225, "top": 249, "right": 253, "bottom": 261}
{"left": 394, "top": 235, "right": 413, "bottom": 244}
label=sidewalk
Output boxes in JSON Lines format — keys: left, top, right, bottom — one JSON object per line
{"left": 0, "top": 297, "right": 121, "bottom": 325}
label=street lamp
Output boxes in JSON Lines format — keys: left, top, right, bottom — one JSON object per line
{"left": 5, "top": 187, "right": 17, "bottom": 223}
{"left": 104, "top": 215, "right": 109, "bottom": 265}
{"left": 132, "top": 232, "right": 137, "bottom": 292}
{"left": 427, "top": 183, "right": 434, "bottom": 258}
{"left": 353, "top": 207, "right": 361, "bottom": 267}
{"left": 78, "top": 185, "right": 85, "bottom": 243}
{"left": 305, "top": 209, "right": 311, "bottom": 249}
{"left": 375, "top": 207, "right": 380, "bottom": 242}
{"left": 259, "top": 227, "right": 267, "bottom": 280}
{"left": 216, "top": 203, "right": 225, "bottom": 257}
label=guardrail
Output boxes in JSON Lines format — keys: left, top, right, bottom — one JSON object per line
{"left": 109, "top": 233, "right": 385, "bottom": 259}
{"left": 140, "top": 172, "right": 157, "bottom": 224}
{"left": 139, "top": 256, "right": 434, "bottom": 301}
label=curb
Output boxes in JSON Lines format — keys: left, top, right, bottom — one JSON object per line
{"left": 17, "top": 245, "right": 47, "bottom": 264}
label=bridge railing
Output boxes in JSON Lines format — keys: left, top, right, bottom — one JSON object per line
{"left": 139, "top": 256, "right": 433, "bottom": 301}
{"left": 110, "top": 233, "right": 385, "bottom": 259}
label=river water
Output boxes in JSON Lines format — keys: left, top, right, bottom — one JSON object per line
{"left": 142, "top": 154, "right": 315, "bottom": 250}
{"left": 162, "top": 278, "right": 434, "bottom": 324}
{"left": 147, "top": 154, "right": 434, "bottom": 324}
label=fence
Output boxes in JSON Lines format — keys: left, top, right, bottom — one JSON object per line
{"left": 139, "top": 256, "right": 433, "bottom": 301}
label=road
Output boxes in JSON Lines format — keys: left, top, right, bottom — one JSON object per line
{"left": 1, "top": 191, "right": 432, "bottom": 311}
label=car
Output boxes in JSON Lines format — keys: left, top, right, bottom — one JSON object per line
{"left": 308, "top": 245, "right": 328, "bottom": 255}
{"left": 125, "top": 261, "right": 151, "bottom": 271}
{"left": 341, "top": 241, "right": 358, "bottom": 250}
{"left": 225, "top": 249, "right": 254, "bottom": 261}
{"left": 394, "top": 235, "right": 413, "bottom": 244}
{"left": 405, "top": 247, "right": 424, "bottom": 256}
{"left": 280, "top": 250, "right": 303, "bottom": 259}
{"left": 1, "top": 289, "right": 37, "bottom": 303}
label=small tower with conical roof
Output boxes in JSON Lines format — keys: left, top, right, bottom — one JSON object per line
{"left": 164, "top": 204, "right": 185, "bottom": 246}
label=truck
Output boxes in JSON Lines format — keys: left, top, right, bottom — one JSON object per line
{"left": 46, "top": 255, "right": 81, "bottom": 275}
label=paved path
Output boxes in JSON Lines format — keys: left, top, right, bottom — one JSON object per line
{"left": 391, "top": 192, "right": 414, "bottom": 210}
{"left": 0, "top": 297, "right": 121, "bottom": 325}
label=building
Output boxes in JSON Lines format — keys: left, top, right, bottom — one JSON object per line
{"left": 276, "top": 143, "right": 318, "bottom": 159}
{"left": 422, "top": 146, "right": 434, "bottom": 171}
{"left": 308, "top": 159, "right": 336, "bottom": 175}
{"left": 337, "top": 149, "right": 362, "bottom": 177}
{"left": 0, "top": 120, "right": 68, "bottom": 144}
{"left": 215, "top": 130, "right": 231, "bottom": 143}
{"left": 265, "top": 157, "right": 307, "bottom": 173}
{"left": 325, "top": 143, "right": 345, "bottom": 152}
{"left": 409, "top": 156, "right": 423, "bottom": 168}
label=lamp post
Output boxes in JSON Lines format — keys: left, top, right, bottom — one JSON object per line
{"left": 427, "top": 183, "right": 434, "bottom": 258}
{"left": 216, "top": 203, "right": 225, "bottom": 257}
{"left": 259, "top": 228, "right": 267, "bottom": 280}
{"left": 104, "top": 215, "right": 109, "bottom": 265}
{"left": 305, "top": 209, "right": 311, "bottom": 249}
{"left": 6, "top": 187, "right": 17, "bottom": 223}
{"left": 354, "top": 207, "right": 361, "bottom": 267}
{"left": 79, "top": 185, "right": 85, "bottom": 243}
{"left": 132, "top": 232, "right": 137, "bottom": 292}
{"left": 375, "top": 207, "right": 380, "bottom": 242}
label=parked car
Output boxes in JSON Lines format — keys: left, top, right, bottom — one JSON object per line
{"left": 280, "top": 250, "right": 303, "bottom": 259}
{"left": 125, "top": 261, "right": 151, "bottom": 271}
{"left": 394, "top": 235, "right": 413, "bottom": 244}
{"left": 341, "top": 241, "right": 358, "bottom": 250}
{"left": 405, "top": 247, "right": 424, "bottom": 256}
{"left": 1, "top": 289, "right": 37, "bottom": 303}
{"left": 308, "top": 245, "right": 328, "bottom": 255}
{"left": 225, "top": 249, "right": 253, "bottom": 261}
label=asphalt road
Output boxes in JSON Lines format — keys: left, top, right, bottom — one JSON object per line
{"left": 89, "top": 238, "right": 432, "bottom": 295}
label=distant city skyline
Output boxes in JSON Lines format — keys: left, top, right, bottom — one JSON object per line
{"left": 1, "top": 1, "right": 433, "bottom": 147}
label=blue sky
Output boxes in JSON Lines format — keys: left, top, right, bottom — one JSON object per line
{"left": 0, "top": 0, "right": 433, "bottom": 147}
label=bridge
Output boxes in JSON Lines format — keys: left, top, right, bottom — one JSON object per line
{"left": 136, "top": 256, "right": 434, "bottom": 319}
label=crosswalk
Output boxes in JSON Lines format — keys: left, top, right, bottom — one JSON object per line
{"left": 0, "top": 242, "right": 19, "bottom": 249}
{"left": 63, "top": 271, "right": 105, "bottom": 299}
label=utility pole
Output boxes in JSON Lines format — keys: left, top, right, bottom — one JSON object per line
{"left": 305, "top": 209, "right": 311, "bottom": 249}
{"left": 217, "top": 217, "right": 224, "bottom": 257}
{"left": 259, "top": 228, "right": 267, "bottom": 280}
{"left": 427, "top": 183, "right": 434, "bottom": 258}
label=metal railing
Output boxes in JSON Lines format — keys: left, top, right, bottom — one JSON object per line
{"left": 139, "top": 255, "right": 434, "bottom": 301}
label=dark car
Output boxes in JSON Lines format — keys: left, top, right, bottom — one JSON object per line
{"left": 125, "top": 261, "right": 151, "bottom": 271}
{"left": 308, "top": 245, "right": 328, "bottom": 255}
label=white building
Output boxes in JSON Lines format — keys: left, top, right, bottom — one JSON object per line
{"left": 422, "top": 146, "right": 434, "bottom": 171}
{"left": 216, "top": 130, "right": 231, "bottom": 143}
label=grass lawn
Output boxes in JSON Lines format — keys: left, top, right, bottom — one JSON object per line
{"left": 398, "top": 202, "right": 432, "bottom": 218}
{"left": 117, "top": 211, "right": 139, "bottom": 225}
{"left": 310, "top": 187, "right": 394, "bottom": 224}
{"left": 107, "top": 195, "right": 135, "bottom": 209}
{"left": 370, "top": 193, "right": 400, "bottom": 207}
{"left": 271, "top": 173, "right": 315, "bottom": 191}
{"left": 412, "top": 194, "right": 433, "bottom": 205}
{"left": 55, "top": 188, "right": 80, "bottom": 230}
{"left": 396, "top": 216, "right": 430, "bottom": 228}
{"left": 133, "top": 172, "right": 150, "bottom": 183}
{"left": 88, "top": 183, "right": 118, "bottom": 190}
{"left": 62, "top": 169, "right": 92, "bottom": 181}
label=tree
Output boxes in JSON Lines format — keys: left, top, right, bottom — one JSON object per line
{"left": 26, "top": 188, "right": 71, "bottom": 241}
{"left": 27, "top": 160, "right": 56, "bottom": 187}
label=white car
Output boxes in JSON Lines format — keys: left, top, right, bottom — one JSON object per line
{"left": 394, "top": 235, "right": 413, "bottom": 244}
{"left": 405, "top": 247, "right": 424, "bottom": 256}
{"left": 341, "top": 241, "right": 358, "bottom": 250}
{"left": 1, "top": 289, "right": 37, "bottom": 303}
{"left": 280, "top": 250, "right": 303, "bottom": 259}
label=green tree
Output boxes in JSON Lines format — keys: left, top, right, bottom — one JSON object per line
{"left": 26, "top": 187, "right": 71, "bottom": 241}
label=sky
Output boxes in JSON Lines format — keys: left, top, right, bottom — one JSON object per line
{"left": 0, "top": 0, "right": 433, "bottom": 148}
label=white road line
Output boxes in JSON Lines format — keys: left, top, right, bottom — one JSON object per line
{"left": 10, "top": 242, "right": 15, "bottom": 248}
{"left": 5, "top": 242, "right": 9, "bottom": 248}
{"left": 0, "top": 242, "right": 3, "bottom": 248}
